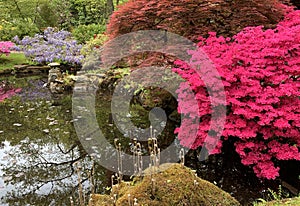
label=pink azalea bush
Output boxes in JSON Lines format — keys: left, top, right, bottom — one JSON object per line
{"left": 0, "top": 41, "right": 14, "bottom": 56}
{"left": 0, "top": 88, "right": 22, "bottom": 102}
{"left": 173, "top": 8, "right": 300, "bottom": 179}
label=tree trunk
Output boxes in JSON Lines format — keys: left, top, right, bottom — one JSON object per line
{"left": 106, "top": 0, "right": 114, "bottom": 17}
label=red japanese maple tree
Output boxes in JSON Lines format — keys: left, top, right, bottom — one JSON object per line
{"left": 107, "top": 0, "right": 290, "bottom": 41}
{"left": 173, "top": 8, "right": 300, "bottom": 179}
{"left": 106, "top": 0, "right": 295, "bottom": 68}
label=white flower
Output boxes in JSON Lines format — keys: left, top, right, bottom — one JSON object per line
{"left": 13, "top": 123, "right": 22, "bottom": 127}
{"left": 43, "top": 129, "right": 50, "bottom": 133}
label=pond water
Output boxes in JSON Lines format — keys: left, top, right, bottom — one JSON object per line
{"left": 0, "top": 74, "right": 177, "bottom": 205}
{"left": 0, "top": 74, "right": 299, "bottom": 205}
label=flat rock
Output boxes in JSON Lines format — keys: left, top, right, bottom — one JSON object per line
{"left": 27, "top": 66, "right": 50, "bottom": 70}
{"left": 13, "top": 65, "right": 28, "bottom": 70}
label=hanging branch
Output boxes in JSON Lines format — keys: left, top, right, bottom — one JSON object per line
{"left": 12, "top": 0, "right": 25, "bottom": 20}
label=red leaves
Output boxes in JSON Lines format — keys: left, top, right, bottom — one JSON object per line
{"left": 173, "top": 9, "right": 300, "bottom": 179}
{"left": 107, "top": 0, "right": 288, "bottom": 42}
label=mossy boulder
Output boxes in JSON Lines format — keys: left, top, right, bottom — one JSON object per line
{"left": 89, "top": 163, "right": 240, "bottom": 206}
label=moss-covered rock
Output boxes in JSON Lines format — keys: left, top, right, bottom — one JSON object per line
{"left": 89, "top": 163, "right": 240, "bottom": 206}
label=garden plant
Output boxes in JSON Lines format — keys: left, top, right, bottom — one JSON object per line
{"left": 0, "top": 41, "right": 14, "bottom": 56}
{"left": 173, "top": 8, "right": 300, "bottom": 179}
{"left": 13, "top": 27, "right": 84, "bottom": 67}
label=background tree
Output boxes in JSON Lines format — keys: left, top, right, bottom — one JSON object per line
{"left": 0, "top": 0, "right": 128, "bottom": 41}
{"left": 107, "top": 0, "right": 115, "bottom": 17}
{"left": 0, "top": 0, "right": 57, "bottom": 40}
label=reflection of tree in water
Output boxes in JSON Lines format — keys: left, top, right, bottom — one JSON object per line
{"left": 0, "top": 76, "right": 178, "bottom": 205}
{"left": 0, "top": 89, "right": 108, "bottom": 206}
{"left": 2, "top": 140, "right": 80, "bottom": 204}
{"left": 1, "top": 132, "right": 109, "bottom": 206}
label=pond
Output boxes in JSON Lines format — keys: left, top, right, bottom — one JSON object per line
{"left": 0, "top": 74, "right": 177, "bottom": 205}
{"left": 0, "top": 74, "right": 299, "bottom": 205}
{"left": 0, "top": 75, "right": 102, "bottom": 205}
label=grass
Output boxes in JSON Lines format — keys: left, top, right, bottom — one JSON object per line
{"left": 254, "top": 197, "right": 300, "bottom": 206}
{"left": 0, "top": 52, "right": 27, "bottom": 71}
{"left": 253, "top": 185, "right": 300, "bottom": 206}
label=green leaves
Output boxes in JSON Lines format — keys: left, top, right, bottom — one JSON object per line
{"left": 69, "top": 0, "right": 110, "bottom": 26}
{"left": 72, "top": 24, "right": 106, "bottom": 44}
{"left": 0, "top": 0, "right": 117, "bottom": 41}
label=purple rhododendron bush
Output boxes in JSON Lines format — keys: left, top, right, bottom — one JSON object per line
{"left": 173, "top": 9, "right": 300, "bottom": 179}
{"left": 13, "top": 27, "right": 83, "bottom": 66}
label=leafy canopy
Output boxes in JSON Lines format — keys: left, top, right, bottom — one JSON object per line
{"left": 107, "top": 0, "right": 289, "bottom": 41}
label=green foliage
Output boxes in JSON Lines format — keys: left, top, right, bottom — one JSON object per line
{"left": 0, "top": 19, "right": 39, "bottom": 41}
{"left": 55, "top": 0, "right": 129, "bottom": 29}
{"left": 34, "top": 0, "right": 60, "bottom": 29}
{"left": 69, "top": 0, "right": 108, "bottom": 26}
{"left": 72, "top": 24, "right": 106, "bottom": 44}
{"left": 253, "top": 185, "right": 293, "bottom": 206}
{"left": 80, "top": 33, "right": 108, "bottom": 57}
{"left": 0, "top": 0, "right": 120, "bottom": 38}
{"left": 0, "top": 0, "right": 60, "bottom": 40}
{"left": 253, "top": 197, "right": 300, "bottom": 206}
{"left": 267, "top": 186, "right": 287, "bottom": 201}
{"left": 0, "top": 0, "right": 37, "bottom": 20}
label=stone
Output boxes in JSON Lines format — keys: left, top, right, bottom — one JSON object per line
{"left": 48, "top": 62, "right": 60, "bottom": 67}
{"left": 13, "top": 65, "right": 28, "bottom": 70}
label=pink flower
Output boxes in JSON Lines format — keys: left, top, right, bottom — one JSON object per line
{"left": 173, "top": 9, "right": 300, "bottom": 179}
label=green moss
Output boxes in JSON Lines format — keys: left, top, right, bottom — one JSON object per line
{"left": 89, "top": 194, "right": 112, "bottom": 206}
{"left": 89, "top": 163, "right": 240, "bottom": 206}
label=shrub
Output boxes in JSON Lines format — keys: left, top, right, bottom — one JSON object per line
{"left": 80, "top": 33, "right": 108, "bottom": 57}
{"left": 172, "top": 9, "right": 300, "bottom": 179}
{"left": 0, "top": 19, "right": 39, "bottom": 41}
{"left": 68, "top": 0, "right": 108, "bottom": 26}
{"left": 0, "top": 41, "right": 14, "bottom": 56}
{"left": 13, "top": 27, "right": 84, "bottom": 66}
{"left": 107, "top": 0, "right": 290, "bottom": 41}
{"left": 72, "top": 24, "right": 106, "bottom": 44}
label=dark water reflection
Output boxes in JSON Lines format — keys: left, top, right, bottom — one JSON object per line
{"left": 0, "top": 75, "right": 176, "bottom": 206}
{"left": 0, "top": 76, "right": 108, "bottom": 206}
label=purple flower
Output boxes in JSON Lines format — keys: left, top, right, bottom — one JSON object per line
{"left": 13, "top": 27, "right": 83, "bottom": 66}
